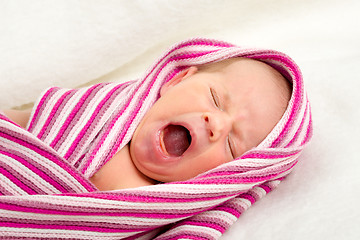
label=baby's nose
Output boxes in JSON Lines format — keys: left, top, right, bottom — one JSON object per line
{"left": 203, "top": 112, "right": 231, "bottom": 142}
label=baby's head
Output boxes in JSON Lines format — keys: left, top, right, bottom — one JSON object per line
{"left": 130, "top": 57, "right": 291, "bottom": 182}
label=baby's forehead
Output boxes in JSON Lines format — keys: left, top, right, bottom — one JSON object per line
{"left": 200, "top": 58, "right": 287, "bottom": 83}
{"left": 197, "top": 58, "right": 244, "bottom": 73}
{"left": 204, "top": 57, "right": 292, "bottom": 109}
{"left": 198, "top": 58, "right": 281, "bottom": 78}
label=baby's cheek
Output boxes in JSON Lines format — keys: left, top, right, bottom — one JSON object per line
{"left": 202, "top": 151, "right": 229, "bottom": 172}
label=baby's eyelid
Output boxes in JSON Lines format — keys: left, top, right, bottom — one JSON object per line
{"left": 227, "top": 136, "right": 235, "bottom": 159}
{"left": 210, "top": 88, "right": 221, "bottom": 109}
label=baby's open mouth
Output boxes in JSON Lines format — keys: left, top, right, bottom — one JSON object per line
{"left": 161, "top": 124, "right": 192, "bottom": 156}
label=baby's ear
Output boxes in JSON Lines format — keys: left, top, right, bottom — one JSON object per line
{"left": 160, "top": 66, "right": 198, "bottom": 96}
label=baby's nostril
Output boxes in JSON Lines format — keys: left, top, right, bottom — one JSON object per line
{"left": 210, "top": 130, "right": 214, "bottom": 137}
{"left": 204, "top": 116, "right": 209, "bottom": 122}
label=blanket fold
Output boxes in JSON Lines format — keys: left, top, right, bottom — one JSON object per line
{"left": 0, "top": 38, "right": 312, "bottom": 239}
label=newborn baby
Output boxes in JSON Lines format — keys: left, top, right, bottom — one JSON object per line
{"left": 0, "top": 38, "right": 312, "bottom": 239}
{"left": 3, "top": 57, "right": 291, "bottom": 191}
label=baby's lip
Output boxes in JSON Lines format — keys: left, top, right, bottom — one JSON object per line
{"left": 159, "top": 130, "right": 168, "bottom": 156}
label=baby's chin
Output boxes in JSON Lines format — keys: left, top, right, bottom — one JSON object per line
{"left": 129, "top": 129, "right": 196, "bottom": 183}
{"left": 129, "top": 130, "right": 177, "bottom": 182}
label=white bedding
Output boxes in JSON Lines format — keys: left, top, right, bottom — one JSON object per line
{"left": 1, "top": 0, "right": 359, "bottom": 239}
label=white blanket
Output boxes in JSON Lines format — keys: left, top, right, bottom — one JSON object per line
{"left": 1, "top": 0, "right": 359, "bottom": 239}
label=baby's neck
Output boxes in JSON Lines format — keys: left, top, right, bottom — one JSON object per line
{"left": 89, "top": 145, "right": 157, "bottom": 191}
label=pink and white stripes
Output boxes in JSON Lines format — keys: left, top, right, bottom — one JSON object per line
{"left": 0, "top": 38, "right": 312, "bottom": 239}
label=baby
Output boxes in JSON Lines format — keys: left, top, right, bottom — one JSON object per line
{"left": 0, "top": 38, "right": 312, "bottom": 239}
{"left": 2, "top": 57, "right": 291, "bottom": 191}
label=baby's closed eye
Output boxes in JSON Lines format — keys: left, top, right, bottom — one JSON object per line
{"left": 210, "top": 88, "right": 222, "bottom": 110}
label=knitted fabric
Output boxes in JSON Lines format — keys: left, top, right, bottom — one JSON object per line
{"left": 0, "top": 38, "right": 312, "bottom": 239}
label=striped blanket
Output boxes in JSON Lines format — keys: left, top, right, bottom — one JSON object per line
{"left": 0, "top": 38, "right": 312, "bottom": 239}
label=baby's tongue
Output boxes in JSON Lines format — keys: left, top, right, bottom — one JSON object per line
{"left": 163, "top": 125, "right": 191, "bottom": 156}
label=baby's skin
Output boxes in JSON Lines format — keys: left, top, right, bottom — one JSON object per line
{"left": 3, "top": 58, "right": 291, "bottom": 191}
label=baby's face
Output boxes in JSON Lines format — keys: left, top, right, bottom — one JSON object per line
{"left": 130, "top": 58, "right": 290, "bottom": 182}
